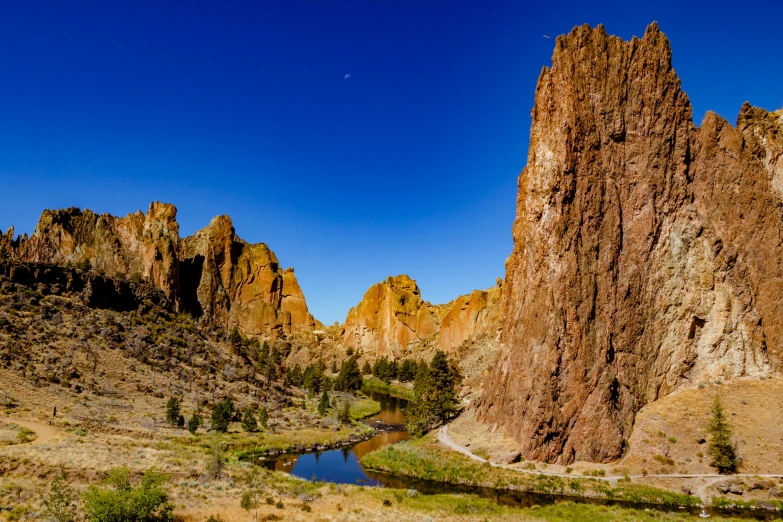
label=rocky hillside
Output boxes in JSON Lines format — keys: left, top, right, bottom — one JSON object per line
{"left": 479, "top": 23, "right": 783, "bottom": 464}
{"left": 0, "top": 203, "right": 316, "bottom": 339}
{"left": 341, "top": 274, "right": 502, "bottom": 359}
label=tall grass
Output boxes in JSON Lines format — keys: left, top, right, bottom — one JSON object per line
{"left": 361, "top": 377, "right": 414, "bottom": 399}
{"left": 361, "top": 441, "right": 699, "bottom": 507}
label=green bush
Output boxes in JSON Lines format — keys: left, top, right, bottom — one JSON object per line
{"left": 82, "top": 467, "right": 173, "bottom": 522}
{"left": 211, "top": 397, "right": 233, "bottom": 433}
{"left": 187, "top": 413, "right": 202, "bottom": 434}
{"left": 44, "top": 471, "right": 77, "bottom": 522}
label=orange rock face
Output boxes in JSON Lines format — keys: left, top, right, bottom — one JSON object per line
{"left": 2, "top": 203, "right": 315, "bottom": 339}
{"left": 479, "top": 23, "right": 783, "bottom": 464}
{"left": 341, "top": 275, "right": 501, "bottom": 359}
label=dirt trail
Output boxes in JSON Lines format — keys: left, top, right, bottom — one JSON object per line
{"left": 0, "top": 416, "right": 58, "bottom": 445}
{"left": 438, "top": 424, "right": 783, "bottom": 500}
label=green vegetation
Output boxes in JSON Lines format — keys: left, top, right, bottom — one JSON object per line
{"left": 349, "top": 397, "right": 381, "bottom": 420}
{"left": 361, "top": 440, "right": 699, "bottom": 507}
{"left": 187, "top": 413, "right": 201, "bottom": 434}
{"left": 16, "top": 426, "right": 36, "bottom": 443}
{"left": 334, "top": 355, "right": 363, "bottom": 392}
{"left": 708, "top": 395, "right": 738, "bottom": 473}
{"left": 318, "top": 390, "right": 330, "bottom": 416}
{"left": 404, "top": 350, "right": 461, "bottom": 436}
{"left": 43, "top": 471, "right": 78, "bottom": 522}
{"left": 241, "top": 407, "right": 258, "bottom": 432}
{"left": 82, "top": 467, "right": 173, "bottom": 522}
{"left": 164, "top": 397, "right": 180, "bottom": 427}
{"left": 210, "top": 397, "right": 234, "bottom": 433}
{"left": 361, "top": 377, "right": 414, "bottom": 399}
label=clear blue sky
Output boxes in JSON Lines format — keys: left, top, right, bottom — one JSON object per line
{"left": 1, "top": 1, "right": 781, "bottom": 324}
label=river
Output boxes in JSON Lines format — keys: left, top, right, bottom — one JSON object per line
{"left": 261, "top": 391, "right": 781, "bottom": 519}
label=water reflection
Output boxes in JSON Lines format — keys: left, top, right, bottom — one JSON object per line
{"left": 263, "top": 392, "right": 411, "bottom": 485}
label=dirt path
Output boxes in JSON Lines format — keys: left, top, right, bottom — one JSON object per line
{"left": 0, "top": 416, "right": 58, "bottom": 445}
{"left": 438, "top": 424, "right": 783, "bottom": 499}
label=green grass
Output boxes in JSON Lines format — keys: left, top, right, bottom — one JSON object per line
{"left": 350, "top": 397, "right": 381, "bottom": 420}
{"left": 361, "top": 377, "right": 414, "bottom": 399}
{"left": 361, "top": 440, "right": 699, "bottom": 507}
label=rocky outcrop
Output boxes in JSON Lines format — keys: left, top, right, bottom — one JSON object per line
{"left": 341, "top": 275, "right": 501, "bottom": 358}
{"left": 439, "top": 284, "right": 502, "bottom": 352}
{"left": 2, "top": 204, "right": 316, "bottom": 338}
{"left": 0, "top": 261, "right": 170, "bottom": 312}
{"left": 342, "top": 275, "right": 439, "bottom": 358}
{"left": 479, "top": 23, "right": 783, "bottom": 464}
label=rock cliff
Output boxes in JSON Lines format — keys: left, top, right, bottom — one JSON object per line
{"left": 341, "top": 275, "right": 501, "bottom": 358}
{"left": 479, "top": 23, "right": 783, "bottom": 464}
{"left": 1, "top": 203, "right": 316, "bottom": 338}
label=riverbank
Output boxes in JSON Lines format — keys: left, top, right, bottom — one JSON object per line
{"left": 362, "top": 377, "right": 414, "bottom": 399}
{"left": 361, "top": 437, "right": 701, "bottom": 508}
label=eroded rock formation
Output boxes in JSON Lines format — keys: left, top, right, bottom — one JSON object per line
{"left": 479, "top": 23, "right": 783, "bottom": 464}
{"left": 341, "top": 274, "right": 501, "bottom": 358}
{"left": 1, "top": 204, "right": 316, "bottom": 338}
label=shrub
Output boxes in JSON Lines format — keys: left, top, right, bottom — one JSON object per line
{"left": 44, "top": 470, "right": 77, "bottom": 522}
{"left": 206, "top": 439, "right": 226, "bottom": 479}
{"left": 82, "top": 467, "right": 173, "bottom": 522}
{"left": 187, "top": 413, "right": 202, "bottom": 434}
{"left": 241, "top": 408, "right": 258, "bottom": 432}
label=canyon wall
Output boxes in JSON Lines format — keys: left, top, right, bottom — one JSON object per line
{"left": 341, "top": 274, "right": 501, "bottom": 359}
{"left": 479, "top": 23, "right": 783, "bottom": 464}
{"left": 0, "top": 203, "right": 316, "bottom": 338}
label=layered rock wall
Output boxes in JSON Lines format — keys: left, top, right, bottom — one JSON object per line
{"left": 1, "top": 204, "right": 316, "bottom": 338}
{"left": 341, "top": 274, "right": 501, "bottom": 358}
{"left": 479, "top": 23, "right": 783, "bottom": 464}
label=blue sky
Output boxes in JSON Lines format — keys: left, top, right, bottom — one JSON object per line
{"left": 1, "top": 1, "right": 781, "bottom": 324}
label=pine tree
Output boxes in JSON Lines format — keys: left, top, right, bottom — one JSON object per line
{"left": 229, "top": 326, "right": 242, "bottom": 347}
{"left": 165, "top": 397, "right": 181, "bottom": 426}
{"left": 258, "top": 406, "right": 269, "bottom": 429}
{"left": 337, "top": 401, "right": 352, "bottom": 425}
{"left": 187, "top": 413, "right": 202, "bottom": 434}
{"left": 334, "top": 356, "right": 363, "bottom": 392}
{"left": 318, "top": 390, "right": 330, "bottom": 416}
{"left": 211, "top": 397, "right": 233, "bottom": 433}
{"left": 241, "top": 408, "right": 258, "bottom": 432}
{"left": 362, "top": 361, "right": 372, "bottom": 375}
{"left": 404, "top": 350, "right": 461, "bottom": 437}
{"left": 708, "top": 395, "right": 738, "bottom": 473}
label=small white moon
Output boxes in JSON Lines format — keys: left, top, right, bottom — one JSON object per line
{"left": 344, "top": 74, "right": 351, "bottom": 79}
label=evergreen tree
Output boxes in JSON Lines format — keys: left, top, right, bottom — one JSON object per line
{"left": 404, "top": 350, "right": 462, "bottom": 437}
{"left": 187, "top": 413, "right": 202, "bottom": 434}
{"left": 334, "top": 356, "right": 363, "bottom": 392}
{"left": 708, "top": 395, "right": 738, "bottom": 473}
{"left": 241, "top": 408, "right": 258, "bottom": 432}
{"left": 258, "top": 406, "right": 269, "bottom": 429}
{"left": 318, "top": 390, "right": 330, "bottom": 416}
{"left": 211, "top": 397, "right": 234, "bottom": 433}
{"left": 398, "top": 359, "right": 417, "bottom": 382}
{"left": 176, "top": 414, "right": 185, "bottom": 428}
{"left": 302, "top": 363, "right": 324, "bottom": 394}
{"left": 337, "top": 401, "right": 352, "bottom": 425}
{"left": 229, "top": 326, "right": 242, "bottom": 347}
{"left": 165, "top": 397, "right": 181, "bottom": 426}
{"left": 331, "top": 360, "right": 338, "bottom": 373}
{"left": 266, "top": 345, "right": 280, "bottom": 387}
{"left": 362, "top": 360, "right": 372, "bottom": 376}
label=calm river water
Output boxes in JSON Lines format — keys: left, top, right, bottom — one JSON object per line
{"left": 262, "top": 391, "right": 779, "bottom": 520}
